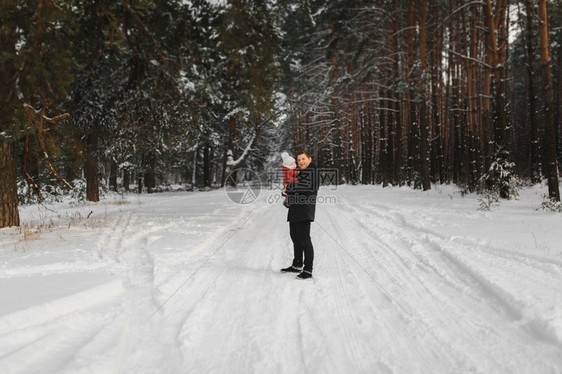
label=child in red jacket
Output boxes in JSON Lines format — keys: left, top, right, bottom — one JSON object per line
{"left": 281, "top": 152, "right": 298, "bottom": 207}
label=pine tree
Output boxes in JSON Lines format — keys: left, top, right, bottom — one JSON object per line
{"left": 218, "top": 0, "right": 281, "bottom": 179}
{"left": 538, "top": 0, "right": 560, "bottom": 201}
{"left": 0, "top": 0, "right": 75, "bottom": 228}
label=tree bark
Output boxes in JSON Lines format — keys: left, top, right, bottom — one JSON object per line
{"left": 525, "top": 0, "right": 541, "bottom": 183}
{"left": 483, "top": 0, "right": 509, "bottom": 152}
{"left": 406, "top": 0, "right": 418, "bottom": 187}
{"left": 21, "top": 135, "right": 41, "bottom": 202}
{"left": 360, "top": 105, "right": 370, "bottom": 184}
{"left": 85, "top": 132, "right": 100, "bottom": 202}
{"left": 137, "top": 175, "right": 143, "bottom": 194}
{"left": 538, "top": 0, "right": 560, "bottom": 201}
{"left": 144, "top": 154, "right": 156, "bottom": 193}
{"left": 123, "top": 169, "right": 130, "bottom": 191}
{"left": 109, "top": 160, "right": 118, "bottom": 191}
{"left": 203, "top": 144, "right": 211, "bottom": 188}
{"left": 222, "top": 117, "right": 235, "bottom": 187}
{"left": 192, "top": 143, "right": 199, "bottom": 188}
{"left": 380, "top": 100, "right": 389, "bottom": 187}
{"left": 468, "top": 3, "right": 481, "bottom": 188}
{"left": 419, "top": 0, "right": 431, "bottom": 191}
{"left": 0, "top": 142, "right": 20, "bottom": 228}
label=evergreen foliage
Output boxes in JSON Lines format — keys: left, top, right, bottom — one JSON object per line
{"left": 480, "top": 148, "right": 520, "bottom": 200}
{"left": 1, "top": 0, "right": 562, "bottom": 227}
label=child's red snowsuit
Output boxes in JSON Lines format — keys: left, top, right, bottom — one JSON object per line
{"left": 282, "top": 165, "right": 298, "bottom": 190}
{"left": 282, "top": 165, "right": 298, "bottom": 208}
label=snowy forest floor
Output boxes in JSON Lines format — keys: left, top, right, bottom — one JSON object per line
{"left": 1, "top": 184, "right": 561, "bottom": 374}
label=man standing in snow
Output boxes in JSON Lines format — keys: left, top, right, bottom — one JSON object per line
{"left": 281, "top": 150, "right": 319, "bottom": 279}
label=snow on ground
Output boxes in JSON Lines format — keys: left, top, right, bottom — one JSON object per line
{"left": 0, "top": 184, "right": 561, "bottom": 374}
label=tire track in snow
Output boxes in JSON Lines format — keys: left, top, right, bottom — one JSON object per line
{"left": 6, "top": 189, "right": 560, "bottom": 373}
{"left": 299, "top": 300, "right": 342, "bottom": 373}
{"left": 166, "top": 201, "right": 297, "bottom": 373}
{"left": 0, "top": 285, "right": 123, "bottom": 374}
{"left": 148, "top": 202, "right": 263, "bottom": 318}
{"left": 123, "top": 202, "right": 268, "bottom": 372}
{"left": 26, "top": 199, "right": 237, "bottom": 373}
{"left": 95, "top": 211, "right": 134, "bottom": 263}
{"left": 0, "top": 212, "right": 140, "bottom": 373}
{"left": 65, "top": 195, "right": 270, "bottom": 373}
{"left": 319, "top": 199, "right": 504, "bottom": 371}
{"left": 334, "top": 196, "right": 562, "bottom": 372}
{"left": 424, "top": 236, "right": 562, "bottom": 348}
{"left": 343, "top": 198, "right": 562, "bottom": 347}
{"left": 24, "top": 221, "right": 172, "bottom": 373}
{"left": 3, "top": 193, "right": 280, "bottom": 373}
{"left": 351, "top": 210, "right": 506, "bottom": 372}
{"left": 0, "top": 312, "right": 118, "bottom": 374}
{"left": 87, "top": 206, "right": 255, "bottom": 372}
{"left": 303, "top": 260, "right": 389, "bottom": 373}
{"left": 347, "top": 199, "right": 562, "bottom": 274}
{"left": 316, "top": 202, "right": 454, "bottom": 373}
{"left": 155, "top": 197, "right": 376, "bottom": 374}
{"left": 298, "top": 213, "right": 366, "bottom": 372}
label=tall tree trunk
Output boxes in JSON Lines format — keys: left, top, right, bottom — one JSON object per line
{"left": 0, "top": 142, "right": 20, "bottom": 228}
{"left": 406, "top": 0, "right": 418, "bottom": 187}
{"left": 144, "top": 153, "right": 156, "bottom": 193}
{"left": 123, "top": 169, "right": 130, "bottom": 191}
{"left": 331, "top": 113, "right": 344, "bottom": 183}
{"left": 137, "top": 175, "right": 143, "bottom": 194}
{"left": 429, "top": 4, "right": 444, "bottom": 184}
{"left": 538, "top": 0, "right": 560, "bottom": 201}
{"left": 21, "top": 135, "right": 41, "bottom": 202}
{"left": 482, "top": 0, "right": 511, "bottom": 198}
{"left": 109, "top": 160, "right": 118, "bottom": 191}
{"left": 223, "top": 117, "right": 235, "bottom": 187}
{"left": 203, "top": 143, "right": 211, "bottom": 188}
{"left": 419, "top": 0, "right": 431, "bottom": 191}
{"left": 389, "top": 7, "right": 400, "bottom": 185}
{"left": 387, "top": 95, "right": 397, "bottom": 185}
{"left": 85, "top": 132, "right": 99, "bottom": 202}
{"left": 0, "top": 0, "right": 20, "bottom": 227}
{"left": 525, "top": 0, "right": 541, "bottom": 183}
{"left": 468, "top": 3, "right": 481, "bottom": 189}
{"left": 192, "top": 143, "right": 199, "bottom": 188}
{"left": 360, "top": 104, "right": 372, "bottom": 184}
{"left": 483, "top": 0, "right": 509, "bottom": 151}
{"left": 380, "top": 100, "right": 389, "bottom": 187}
{"left": 393, "top": 95, "right": 402, "bottom": 185}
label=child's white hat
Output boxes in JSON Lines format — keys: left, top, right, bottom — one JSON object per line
{"left": 281, "top": 152, "right": 295, "bottom": 166}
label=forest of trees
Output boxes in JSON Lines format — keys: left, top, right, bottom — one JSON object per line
{"left": 1, "top": 0, "right": 561, "bottom": 228}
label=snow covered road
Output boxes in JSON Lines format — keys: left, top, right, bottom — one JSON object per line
{"left": 1, "top": 185, "right": 561, "bottom": 373}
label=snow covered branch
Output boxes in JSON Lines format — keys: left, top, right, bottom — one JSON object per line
{"left": 226, "top": 131, "right": 257, "bottom": 168}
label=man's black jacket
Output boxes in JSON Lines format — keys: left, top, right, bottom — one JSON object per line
{"left": 286, "top": 162, "right": 319, "bottom": 222}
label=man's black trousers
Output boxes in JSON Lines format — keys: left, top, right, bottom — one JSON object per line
{"left": 289, "top": 220, "right": 313, "bottom": 272}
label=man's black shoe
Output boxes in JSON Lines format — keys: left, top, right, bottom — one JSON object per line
{"left": 297, "top": 271, "right": 313, "bottom": 279}
{"left": 281, "top": 265, "right": 302, "bottom": 273}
